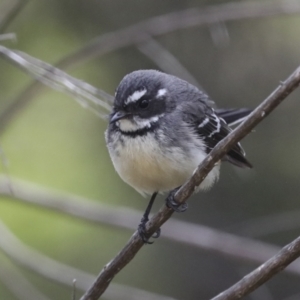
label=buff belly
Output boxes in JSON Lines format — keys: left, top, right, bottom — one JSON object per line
{"left": 107, "top": 132, "right": 220, "bottom": 196}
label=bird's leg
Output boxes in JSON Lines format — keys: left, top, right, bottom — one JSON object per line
{"left": 166, "top": 187, "right": 188, "bottom": 212}
{"left": 138, "top": 192, "right": 161, "bottom": 244}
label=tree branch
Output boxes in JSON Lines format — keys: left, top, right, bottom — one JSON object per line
{"left": 3, "top": 176, "right": 300, "bottom": 277}
{"left": 0, "top": 46, "right": 113, "bottom": 119}
{"left": 79, "top": 67, "right": 300, "bottom": 299}
{"left": 0, "top": 258, "right": 51, "bottom": 300}
{"left": 211, "top": 235, "right": 300, "bottom": 300}
{"left": 1, "top": 0, "right": 300, "bottom": 133}
{"left": 0, "top": 220, "right": 178, "bottom": 300}
{"left": 0, "top": 33, "right": 16, "bottom": 42}
{"left": 137, "top": 37, "right": 201, "bottom": 88}
{"left": 0, "top": 0, "right": 28, "bottom": 33}
{"left": 58, "top": 0, "right": 300, "bottom": 69}
{"left": 228, "top": 210, "right": 300, "bottom": 238}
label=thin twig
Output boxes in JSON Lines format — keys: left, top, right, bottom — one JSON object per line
{"left": 0, "top": 220, "right": 178, "bottom": 300}
{"left": 2, "top": 176, "right": 300, "bottom": 276}
{"left": 0, "top": 258, "right": 51, "bottom": 300}
{"left": 0, "top": 0, "right": 28, "bottom": 33}
{"left": 79, "top": 67, "right": 300, "bottom": 299}
{"left": 228, "top": 210, "right": 300, "bottom": 238}
{"left": 1, "top": 0, "right": 300, "bottom": 133}
{"left": 0, "top": 46, "right": 112, "bottom": 119}
{"left": 0, "top": 33, "right": 16, "bottom": 42}
{"left": 57, "top": 0, "right": 300, "bottom": 69}
{"left": 208, "top": 22, "right": 230, "bottom": 48}
{"left": 210, "top": 235, "right": 300, "bottom": 300}
{"left": 137, "top": 37, "right": 201, "bottom": 88}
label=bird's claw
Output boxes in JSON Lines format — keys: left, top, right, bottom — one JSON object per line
{"left": 152, "top": 227, "right": 161, "bottom": 239}
{"left": 166, "top": 189, "right": 188, "bottom": 212}
{"left": 138, "top": 217, "right": 161, "bottom": 244}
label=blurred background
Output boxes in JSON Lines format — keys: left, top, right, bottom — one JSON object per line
{"left": 1, "top": 0, "right": 300, "bottom": 299}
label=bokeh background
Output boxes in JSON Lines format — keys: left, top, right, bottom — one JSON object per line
{"left": 1, "top": 0, "right": 300, "bottom": 299}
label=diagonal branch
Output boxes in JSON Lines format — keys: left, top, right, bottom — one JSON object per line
{"left": 79, "top": 67, "right": 300, "bottom": 299}
{"left": 0, "top": 220, "right": 178, "bottom": 300}
{"left": 211, "top": 235, "right": 300, "bottom": 300}
{"left": 137, "top": 37, "right": 201, "bottom": 88}
{"left": 3, "top": 176, "right": 300, "bottom": 276}
{"left": 1, "top": 0, "right": 300, "bottom": 133}
{"left": 0, "top": 0, "right": 29, "bottom": 33}
{"left": 227, "top": 210, "right": 300, "bottom": 238}
{"left": 0, "top": 258, "right": 51, "bottom": 300}
{"left": 0, "top": 46, "right": 113, "bottom": 119}
{"left": 0, "top": 33, "right": 16, "bottom": 42}
{"left": 58, "top": 0, "right": 300, "bottom": 69}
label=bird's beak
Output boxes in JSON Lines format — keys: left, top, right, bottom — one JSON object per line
{"left": 110, "top": 111, "right": 130, "bottom": 123}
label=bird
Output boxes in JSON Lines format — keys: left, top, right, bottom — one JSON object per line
{"left": 105, "top": 69, "right": 252, "bottom": 243}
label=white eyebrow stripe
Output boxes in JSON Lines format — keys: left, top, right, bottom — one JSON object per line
{"left": 156, "top": 88, "right": 167, "bottom": 98}
{"left": 125, "top": 89, "right": 147, "bottom": 105}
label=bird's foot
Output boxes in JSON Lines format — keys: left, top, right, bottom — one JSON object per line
{"left": 138, "top": 216, "right": 161, "bottom": 244}
{"left": 166, "top": 188, "right": 188, "bottom": 212}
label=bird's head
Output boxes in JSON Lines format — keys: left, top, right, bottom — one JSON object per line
{"left": 110, "top": 70, "right": 178, "bottom": 133}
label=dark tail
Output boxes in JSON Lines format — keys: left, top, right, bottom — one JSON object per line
{"left": 226, "top": 148, "right": 253, "bottom": 168}
{"left": 216, "top": 108, "right": 252, "bottom": 127}
{"left": 216, "top": 108, "right": 253, "bottom": 168}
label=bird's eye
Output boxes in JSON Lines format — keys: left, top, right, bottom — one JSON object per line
{"left": 139, "top": 99, "right": 149, "bottom": 109}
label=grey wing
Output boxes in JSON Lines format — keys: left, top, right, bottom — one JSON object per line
{"left": 194, "top": 111, "right": 252, "bottom": 168}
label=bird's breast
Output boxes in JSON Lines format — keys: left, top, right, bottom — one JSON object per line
{"left": 108, "top": 132, "right": 186, "bottom": 194}
{"left": 106, "top": 130, "right": 220, "bottom": 195}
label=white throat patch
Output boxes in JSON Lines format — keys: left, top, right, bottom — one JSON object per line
{"left": 117, "top": 115, "right": 162, "bottom": 133}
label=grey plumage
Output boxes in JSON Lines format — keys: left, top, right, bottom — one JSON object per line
{"left": 106, "top": 69, "right": 252, "bottom": 197}
{"left": 106, "top": 69, "right": 253, "bottom": 242}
